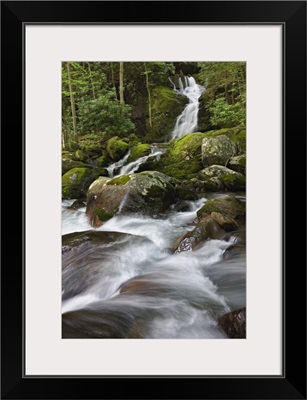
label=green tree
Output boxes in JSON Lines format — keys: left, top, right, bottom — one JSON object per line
{"left": 197, "top": 62, "right": 246, "bottom": 129}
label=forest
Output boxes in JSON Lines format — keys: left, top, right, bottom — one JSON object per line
{"left": 62, "top": 61, "right": 246, "bottom": 339}
{"left": 62, "top": 61, "right": 246, "bottom": 150}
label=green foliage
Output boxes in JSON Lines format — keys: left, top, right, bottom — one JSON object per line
{"left": 78, "top": 92, "right": 135, "bottom": 136}
{"left": 197, "top": 62, "right": 246, "bottom": 129}
{"left": 208, "top": 94, "right": 246, "bottom": 128}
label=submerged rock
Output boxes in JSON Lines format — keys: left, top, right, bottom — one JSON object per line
{"left": 67, "top": 200, "right": 86, "bottom": 210}
{"left": 86, "top": 171, "right": 177, "bottom": 227}
{"left": 62, "top": 230, "right": 153, "bottom": 301}
{"left": 223, "top": 244, "right": 246, "bottom": 259}
{"left": 218, "top": 307, "right": 246, "bottom": 338}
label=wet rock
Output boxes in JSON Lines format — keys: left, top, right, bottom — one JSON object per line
{"left": 86, "top": 171, "right": 177, "bottom": 227}
{"left": 62, "top": 230, "right": 153, "bottom": 301}
{"left": 218, "top": 307, "right": 246, "bottom": 338}
{"left": 173, "top": 215, "right": 226, "bottom": 253}
{"left": 211, "top": 212, "right": 238, "bottom": 231}
{"left": 223, "top": 244, "right": 246, "bottom": 259}
{"left": 226, "top": 229, "right": 246, "bottom": 245}
{"left": 68, "top": 200, "right": 86, "bottom": 210}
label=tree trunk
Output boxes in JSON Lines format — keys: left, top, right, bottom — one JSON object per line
{"left": 110, "top": 62, "right": 117, "bottom": 99}
{"left": 66, "top": 62, "right": 78, "bottom": 143}
{"left": 87, "top": 63, "right": 96, "bottom": 99}
{"left": 144, "top": 62, "right": 152, "bottom": 128}
{"left": 119, "top": 62, "right": 124, "bottom": 105}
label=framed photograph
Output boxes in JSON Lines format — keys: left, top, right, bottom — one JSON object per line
{"left": 1, "top": 1, "right": 306, "bottom": 399}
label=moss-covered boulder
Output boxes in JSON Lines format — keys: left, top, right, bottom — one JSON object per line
{"left": 179, "top": 178, "right": 222, "bottom": 193}
{"left": 173, "top": 215, "right": 226, "bottom": 253}
{"left": 197, "top": 195, "right": 245, "bottom": 224}
{"left": 210, "top": 212, "right": 238, "bottom": 231}
{"left": 62, "top": 167, "right": 99, "bottom": 199}
{"left": 62, "top": 158, "right": 91, "bottom": 175}
{"left": 148, "top": 86, "right": 188, "bottom": 141}
{"left": 198, "top": 165, "right": 246, "bottom": 191}
{"left": 128, "top": 144, "right": 151, "bottom": 162}
{"left": 153, "top": 128, "right": 245, "bottom": 181}
{"left": 96, "top": 150, "right": 112, "bottom": 168}
{"left": 73, "top": 149, "right": 87, "bottom": 162}
{"left": 106, "top": 136, "right": 129, "bottom": 161}
{"left": 226, "top": 154, "right": 246, "bottom": 175}
{"left": 202, "top": 127, "right": 246, "bottom": 154}
{"left": 202, "top": 135, "right": 236, "bottom": 167}
{"left": 86, "top": 171, "right": 177, "bottom": 227}
{"left": 156, "top": 132, "right": 205, "bottom": 180}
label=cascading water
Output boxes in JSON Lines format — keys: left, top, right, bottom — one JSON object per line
{"left": 106, "top": 145, "right": 165, "bottom": 178}
{"left": 106, "top": 150, "right": 131, "bottom": 178}
{"left": 62, "top": 196, "right": 246, "bottom": 338}
{"left": 170, "top": 76, "right": 205, "bottom": 140}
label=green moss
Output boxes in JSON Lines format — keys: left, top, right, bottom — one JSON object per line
{"left": 197, "top": 196, "right": 245, "bottom": 220}
{"left": 128, "top": 144, "right": 151, "bottom": 162}
{"left": 176, "top": 187, "right": 198, "bottom": 200}
{"left": 239, "top": 156, "right": 246, "bottom": 167}
{"left": 155, "top": 133, "right": 205, "bottom": 180}
{"left": 222, "top": 173, "right": 246, "bottom": 191}
{"left": 95, "top": 208, "right": 114, "bottom": 222}
{"left": 106, "top": 137, "right": 129, "bottom": 161}
{"left": 74, "top": 149, "right": 87, "bottom": 162}
{"left": 127, "top": 134, "right": 141, "bottom": 147}
{"left": 148, "top": 86, "right": 188, "bottom": 141}
{"left": 107, "top": 175, "right": 131, "bottom": 185}
{"left": 97, "top": 151, "right": 111, "bottom": 167}
{"left": 62, "top": 159, "right": 90, "bottom": 175}
{"left": 62, "top": 167, "right": 96, "bottom": 199}
{"left": 203, "top": 127, "right": 246, "bottom": 154}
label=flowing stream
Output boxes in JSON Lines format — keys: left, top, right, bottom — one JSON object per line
{"left": 62, "top": 76, "right": 245, "bottom": 338}
{"left": 62, "top": 197, "right": 246, "bottom": 338}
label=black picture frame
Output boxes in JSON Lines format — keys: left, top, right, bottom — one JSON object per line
{"left": 1, "top": 1, "right": 306, "bottom": 399}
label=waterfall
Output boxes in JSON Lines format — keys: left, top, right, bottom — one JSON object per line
{"left": 170, "top": 76, "right": 205, "bottom": 140}
{"left": 106, "top": 151, "right": 131, "bottom": 178}
{"left": 106, "top": 145, "right": 165, "bottom": 178}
